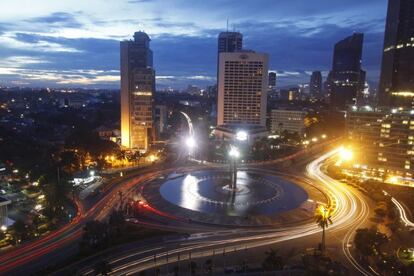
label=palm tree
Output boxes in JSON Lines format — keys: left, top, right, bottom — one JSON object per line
{"left": 315, "top": 204, "right": 333, "bottom": 253}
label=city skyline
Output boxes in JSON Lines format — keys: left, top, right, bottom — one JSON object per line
{"left": 0, "top": 0, "right": 387, "bottom": 89}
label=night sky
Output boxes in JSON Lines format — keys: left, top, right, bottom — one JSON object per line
{"left": 0, "top": 0, "right": 387, "bottom": 89}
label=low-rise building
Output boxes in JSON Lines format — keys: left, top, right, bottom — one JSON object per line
{"left": 270, "top": 109, "right": 307, "bottom": 136}
{"left": 346, "top": 106, "right": 414, "bottom": 178}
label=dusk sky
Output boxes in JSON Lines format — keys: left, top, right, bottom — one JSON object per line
{"left": 0, "top": 0, "right": 388, "bottom": 89}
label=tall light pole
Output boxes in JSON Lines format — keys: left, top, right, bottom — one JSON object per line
{"left": 228, "top": 145, "right": 240, "bottom": 190}
{"left": 186, "top": 136, "right": 196, "bottom": 159}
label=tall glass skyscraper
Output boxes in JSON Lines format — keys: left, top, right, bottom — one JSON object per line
{"left": 120, "top": 31, "right": 155, "bottom": 151}
{"left": 328, "top": 33, "right": 365, "bottom": 108}
{"left": 379, "top": 0, "right": 414, "bottom": 107}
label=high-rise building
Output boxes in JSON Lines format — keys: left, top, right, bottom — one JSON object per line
{"left": 217, "top": 51, "right": 268, "bottom": 127}
{"left": 379, "top": 0, "right": 414, "bottom": 107}
{"left": 268, "top": 72, "right": 276, "bottom": 88}
{"left": 309, "top": 71, "right": 322, "bottom": 97}
{"left": 328, "top": 33, "right": 365, "bottom": 108}
{"left": 218, "top": 32, "right": 243, "bottom": 54}
{"left": 214, "top": 32, "right": 243, "bottom": 119}
{"left": 154, "top": 105, "right": 167, "bottom": 135}
{"left": 120, "top": 31, "right": 155, "bottom": 152}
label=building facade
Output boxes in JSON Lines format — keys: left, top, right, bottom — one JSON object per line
{"left": 379, "top": 0, "right": 414, "bottom": 107}
{"left": 378, "top": 110, "right": 414, "bottom": 174}
{"left": 346, "top": 107, "right": 414, "bottom": 177}
{"left": 217, "top": 51, "right": 269, "bottom": 127}
{"left": 270, "top": 109, "right": 307, "bottom": 136}
{"left": 218, "top": 32, "right": 243, "bottom": 54}
{"left": 328, "top": 33, "right": 365, "bottom": 108}
{"left": 0, "top": 196, "right": 11, "bottom": 229}
{"left": 268, "top": 72, "right": 276, "bottom": 89}
{"left": 309, "top": 71, "right": 322, "bottom": 98}
{"left": 120, "top": 31, "right": 155, "bottom": 152}
{"left": 346, "top": 107, "right": 387, "bottom": 165}
{"left": 154, "top": 105, "right": 167, "bottom": 136}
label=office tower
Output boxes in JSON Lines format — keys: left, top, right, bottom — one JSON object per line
{"left": 328, "top": 33, "right": 365, "bottom": 108}
{"left": 218, "top": 32, "right": 243, "bottom": 54}
{"left": 120, "top": 31, "right": 155, "bottom": 152}
{"left": 217, "top": 51, "right": 269, "bottom": 127}
{"left": 309, "top": 71, "right": 322, "bottom": 97}
{"left": 379, "top": 0, "right": 414, "bottom": 107}
{"left": 268, "top": 72, "right": 276, "bottom": 88}
{"left": 154, "top": 105, "right": 167, "bottom": 135}
{"left": 270, "top": 109, "right": 307, "bottom": 136}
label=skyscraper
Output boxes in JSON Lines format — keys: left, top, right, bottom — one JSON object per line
{"left": 328, "top": 33, "right": 365, "bottom": 108}
{"left": 218, "top": 32, "right": 243, "bottom": 54}
{"left": 120, "top": 31, "right": 155, "bottom": 152}
{"left": 217, "top": 51, "right": 268, "bottom": 127}
{"left": 309, "top": 71, "right": 322, "bottom": 97}
{"left": 379, "top": 0, "right": 414, "bottom": 107}
{"left": 268, "top": 72, "right": 276, "bottom": 88}
{"left": 212, "top": 32, "right": 244, "bottom": 119}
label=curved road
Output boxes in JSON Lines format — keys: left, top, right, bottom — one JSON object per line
{"left": 72, "top": 148, "right": 374, "bottom": 275}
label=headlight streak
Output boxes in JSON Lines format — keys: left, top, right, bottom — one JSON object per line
{"left": 87, "top": 149, "right": 373, "bottom": 276}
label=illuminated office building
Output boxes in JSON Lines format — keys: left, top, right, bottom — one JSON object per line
{"left": 328, "top": 33, "right": 365, "bottom": 108}
{"left": 120, "top": 31, "right": 155, "bottom": 151}
{"left": 309, "top": 71, "right": 322, "bottom": 98}
{"left": 216, "top": 50, "right": 268, "bottom": 142}
{"left": 346, "top": 106, "right": 414, "bottom": 177}
{"left": 379, "top": 0, "right": 414, "bottom": 107}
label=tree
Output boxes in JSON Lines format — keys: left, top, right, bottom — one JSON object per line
{"left": 93, "top": 260, "right": 112, "bottom": 276}
{"left": 80, "top": 220, "right": 109, "bottom": 252}
{"left": 315, "top": 204, "right": 333, "bottom": 253}
{"left": 109, "top": 210, "right": 125, "bottom": 236}
{"left": 204, "top": 259, "right": 213, "bottom": 274}
{"left": 354, "top": 228, "right": 388, "bottom": 256}
{"left": 262, "top": 249, "right": 284, "bottom": 271}
{"left": 189, "top": 261, "right": 197, "bottom": 275}
{"left": 12, "top": 219, "right": 28, "bottom": 242}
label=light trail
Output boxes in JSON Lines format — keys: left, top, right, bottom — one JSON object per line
{"left": 77, "top": 149, "right": 373, "bottom": 276}
{"left": 391, "top": 197, "right": 414, "bottom": 228}
{"left": 307, "top": 149, "right": 372, "bottom": 276}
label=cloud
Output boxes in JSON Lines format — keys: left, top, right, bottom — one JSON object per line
{"left": 26, "top": 12, "right": 83, "bottom": 29}
{"left": 0, "top": 0, "right": 388, "bottom": 88}
{"left": 0, "top": 32, "right": 82, "bottom": 53}
{"left": 0, "top": 67, "right": 120, "bottom": 87}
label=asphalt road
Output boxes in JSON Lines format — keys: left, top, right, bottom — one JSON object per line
{"left": 61, "top": 148, "right": 377, "bottom": 276}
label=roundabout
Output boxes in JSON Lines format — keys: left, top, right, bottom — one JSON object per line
{"left": 141, "top": 168, "right": 324, "bottom": 226}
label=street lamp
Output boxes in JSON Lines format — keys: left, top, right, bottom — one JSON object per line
{"left": 229, "top": 146, "right": 240, "bottom": 159}
{"left": 228, "top": 145, "right": 240, "bottom": 190}
{"left": 186, "top": 136, "right": 196, "bottom": 159}
{"left": 339, "top": 146, "right": 353, "bottom": 162}
{"left": 236, "top": 130, "right": 248, "bottom": 142}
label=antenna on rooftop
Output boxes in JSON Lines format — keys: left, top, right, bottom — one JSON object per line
{"left": 226, "top": 19, "right": 229, "bottom": 32}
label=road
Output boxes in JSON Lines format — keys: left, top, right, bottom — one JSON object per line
{"left": 59, "top": 148, "right": 375, "bottom": 276}
{"left": 0, "top": 148, "right": 191, "bottom": 275}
